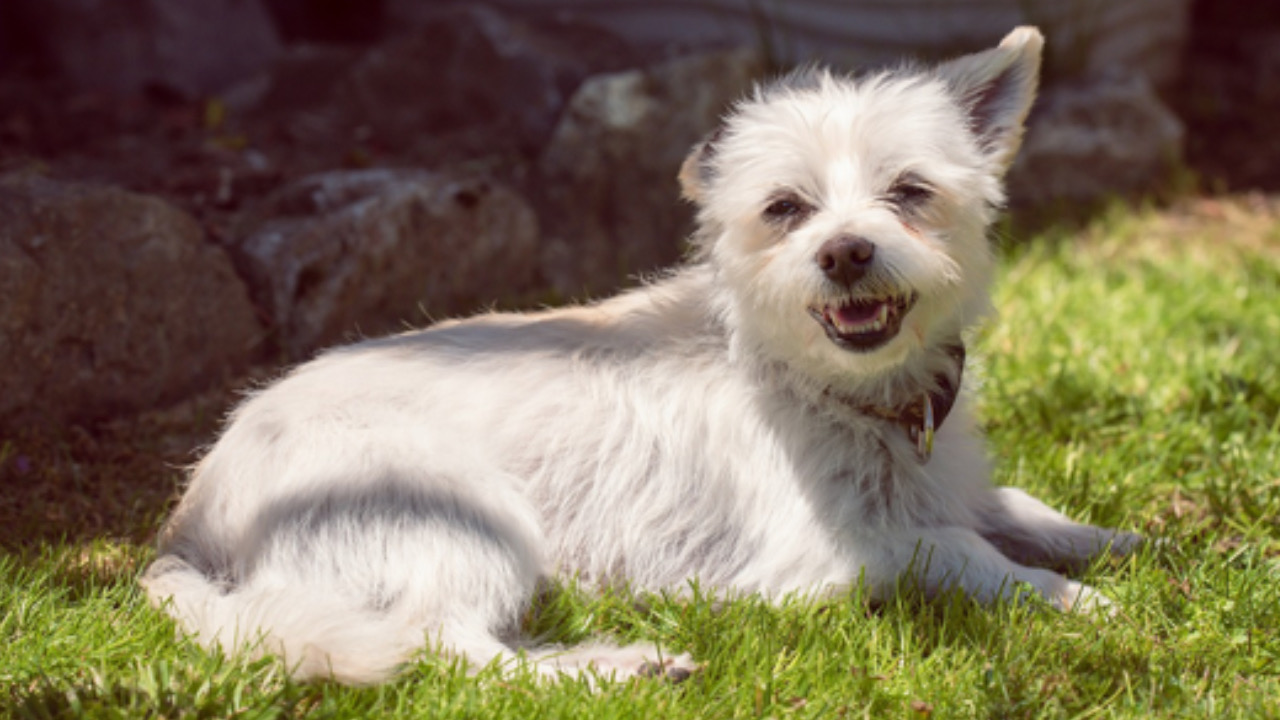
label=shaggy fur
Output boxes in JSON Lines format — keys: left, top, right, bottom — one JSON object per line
{"left": 143, "top": 27, "right": 1140, "bottom": 685}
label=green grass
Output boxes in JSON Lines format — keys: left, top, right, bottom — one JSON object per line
{"left": 4, "top": 199, "right": 1279, "bottom": 718}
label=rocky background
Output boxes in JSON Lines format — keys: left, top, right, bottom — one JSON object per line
{"left": 0, "top": 0, "right": 1272, "bottom": 439}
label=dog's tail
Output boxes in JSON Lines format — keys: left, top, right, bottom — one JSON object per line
{"left": 141, "top": 555, "right": 430, "bottom": 684}
{"left": 142, "top": 554, "right": 700, "bottom": 684}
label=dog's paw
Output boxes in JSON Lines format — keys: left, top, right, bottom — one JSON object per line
{"left": 537, "top": 642, "right": 700, "bottom": 684}
{"left": 1056, "top": 581, "right": 1115, "bottom": 616}
{"left": 1105, "top": 531, "right": 1145, "bottom": 557}
{"left": 637, "top": 653, "right": 701, "bottom": 683}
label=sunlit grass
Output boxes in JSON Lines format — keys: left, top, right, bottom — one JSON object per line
{"left": 3, "top": 198, "right": 1279, "bottom": 718}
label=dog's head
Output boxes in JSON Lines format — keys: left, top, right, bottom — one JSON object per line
{"left": 683, "top": 28, "right": 1042, "bottom": 383}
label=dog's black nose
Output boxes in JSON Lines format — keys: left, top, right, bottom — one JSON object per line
{"left": 815, "top": 235, "right": 875, "bottom": 287}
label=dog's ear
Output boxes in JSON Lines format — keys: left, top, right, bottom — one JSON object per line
{"left": 679, "top": 126, "right": 723, "bottom": 204}
{"left": 935, "top": 26, "right": 1043, "bottom": 171}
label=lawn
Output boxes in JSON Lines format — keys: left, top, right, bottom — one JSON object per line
{"left": 3, "top": 197, "right": 1279, "bottom": 718}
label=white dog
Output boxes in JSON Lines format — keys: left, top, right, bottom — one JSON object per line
{"left": 144, "top": 27, "right": 1140, "bottom": 685}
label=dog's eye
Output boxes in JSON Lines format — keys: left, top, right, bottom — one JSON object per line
{"left": 886, "top": 177, "right": 935, "bottom": 210}
{"left": 763, "top": 196, "right": 810, "bottom": 222}
{"left": 765, "top": 199, "right": 800, "bottom": 217}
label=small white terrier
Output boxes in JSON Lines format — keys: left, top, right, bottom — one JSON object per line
{"left": 144, "top": 27, "right": 1140, "bottom": 685}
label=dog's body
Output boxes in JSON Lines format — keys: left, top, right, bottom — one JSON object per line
{"left": 144, "top": 27, "right": 1139, "bottom": 684}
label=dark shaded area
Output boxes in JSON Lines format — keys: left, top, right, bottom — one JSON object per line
{"left": 1173, "top": 1, "right": 1280, "bottom": 191}
{"left": 265, "top": 0, "right": 386, "bottom": 45}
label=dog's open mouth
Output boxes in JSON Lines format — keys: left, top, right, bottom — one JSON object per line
{"left": 808, "top": 292, "right": 918, "bottom": 351}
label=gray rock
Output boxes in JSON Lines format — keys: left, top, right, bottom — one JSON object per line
{"left": 230, "top": 169, "right": 540, "bottom": 358}
{"left": 0, "top": 175, "right": 262, "bottom": 430}
{"left": 334, "top": 5, "right": 636, "bottom": 157}
{"left": 537, "top": 48, "right": 764, "bottom": 296}
{"left": 18, "top": 0, "right": 281, "bottom": 96}
{"left": 1011, "top": 71, "right": 1185, "bottom": 207}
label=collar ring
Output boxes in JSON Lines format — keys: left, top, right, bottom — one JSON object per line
{"left": 914, "top": 393, "right": 935, "bottom": 462}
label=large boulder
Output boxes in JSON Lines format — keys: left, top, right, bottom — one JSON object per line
{"left": 16, "top": 0, "right": 282, "bottom": 96}
{"left": 0, "top": 175, "right": 262, "bottom": 430}
{"left": 229, "top": 169, "right": 540, "bottom": 359}
{"left": 537, "top": 48, "right": 764, "bottom": 296}
{"left": 1011, "top": 71, "right": 1185, "bottom": 207}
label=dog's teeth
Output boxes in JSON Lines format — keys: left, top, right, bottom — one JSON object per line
{"left": 824, "top": 298, "right": 903, "bottom": 337}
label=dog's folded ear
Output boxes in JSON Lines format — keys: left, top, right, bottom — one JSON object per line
{"left": 679, "top": 126, "right": 723, "bottom": 204}
{"left": 935, "top": 26, "right": 1043, "bottom": 171}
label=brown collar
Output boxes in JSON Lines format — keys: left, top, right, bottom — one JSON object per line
{"left": 830, "top": 342, "right": 966, "bottom": 463}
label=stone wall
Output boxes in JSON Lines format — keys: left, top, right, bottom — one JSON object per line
{"left": 0, "top": 2, "right": 1188, "bottom": 432}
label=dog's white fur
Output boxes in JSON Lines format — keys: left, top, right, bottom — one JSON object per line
{"left": 144, "top": 27, "right": 1140, "bottom": 685}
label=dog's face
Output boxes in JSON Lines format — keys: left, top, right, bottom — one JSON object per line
{"left": 683, "top": 28, "right": 1043, "bottom": 383}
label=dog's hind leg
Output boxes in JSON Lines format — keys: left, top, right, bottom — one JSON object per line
{"left": 146, "top": 465, "right": 696, "bottom": 684}
{"left": 145, "top": 461, "right": 559, "bottom": 684}
{"left": 975, "top": 487, "right": 1144, "bottom": 572}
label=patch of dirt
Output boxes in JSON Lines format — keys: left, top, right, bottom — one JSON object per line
{"left": 0, "top": 371, "right": 269, "bottom": 550}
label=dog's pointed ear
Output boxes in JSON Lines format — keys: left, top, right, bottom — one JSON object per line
{"left": 679, "top": 126, "right": 724, "bottom": 204}
{"left": 935, "top": 26, "right": 1043, "bottom": 171}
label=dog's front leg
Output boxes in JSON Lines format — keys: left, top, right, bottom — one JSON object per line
{"left": 974, "top": 487, "right": 1143, "bottom": 572}
{"left": 862, "top": 525, "right": 1111, "bottom": 612}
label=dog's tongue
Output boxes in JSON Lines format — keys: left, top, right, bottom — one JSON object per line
{"left": 835, "top": 301, "right": 884, "bottom": 325}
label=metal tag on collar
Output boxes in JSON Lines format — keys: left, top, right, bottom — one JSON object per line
{"left": 915, "top": 393, "right": 935, "bottom": 462}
